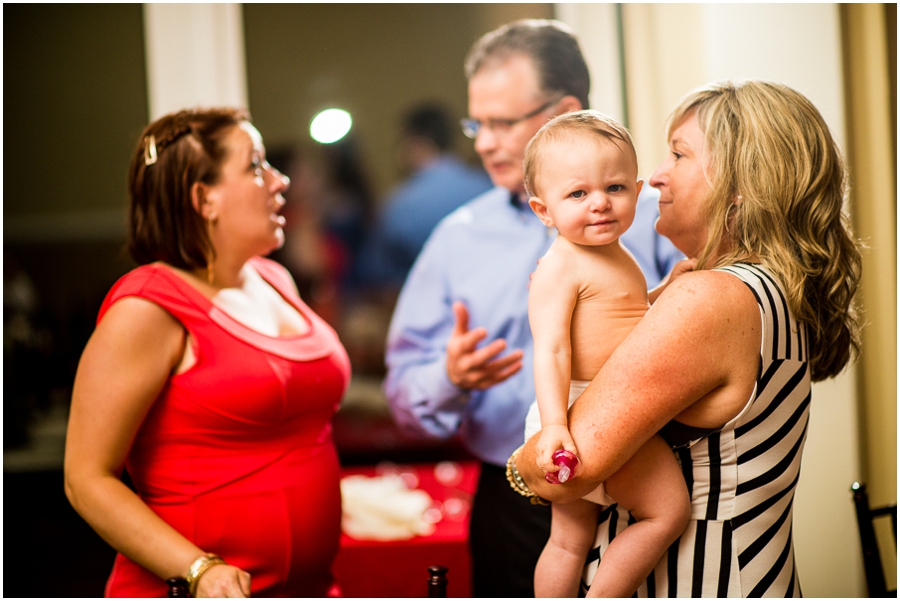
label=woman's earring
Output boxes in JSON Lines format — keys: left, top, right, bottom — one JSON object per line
{"left": 724, "top": 203, "right": 738, "bottom": 234}
{"left": 724, "top": 193, "right": 743, "bottom": 233}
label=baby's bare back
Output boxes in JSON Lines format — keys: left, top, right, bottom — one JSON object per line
{"left": 569, "top": 244, "right": 649, "bottom": 381}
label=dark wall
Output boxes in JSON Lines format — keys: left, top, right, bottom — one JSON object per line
{"left": 243, "top": 3, "right": 552, "bottom": 198}
{"left": 4, "top": 4, "right": 148, "bottom": 219}
{"left": 4, "top": 5, "right": 149, "bottom": 597}
{"left": 4, "top": 4, "right": 148, "bottom": 438}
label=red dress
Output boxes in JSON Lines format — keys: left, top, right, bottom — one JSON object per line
{"left": 100, "top": 257, "right": 351, "bottom": 597}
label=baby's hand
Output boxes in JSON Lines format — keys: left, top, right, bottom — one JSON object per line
{"left": 535, "top": 425, "right": 577, "bottom": 474}
{"left": 649, "top": 258, "right": 699, "bottom": 304}
{"left": 668, "top": 258, "right": 698, "bottom": 283}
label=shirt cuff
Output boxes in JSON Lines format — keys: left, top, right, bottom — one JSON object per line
{"left": 431, "top": 355, "right": 471, "bottom": 409}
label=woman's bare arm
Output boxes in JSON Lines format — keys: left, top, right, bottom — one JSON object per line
{"left": 64, "top": 297, "right": 250, "bottom": 597}
{"left": 518, "top": 269, "right": 761, "bottom": 502}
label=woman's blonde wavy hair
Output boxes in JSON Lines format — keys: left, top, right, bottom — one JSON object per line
{"left": 668, "top": 80, "right": 862, "bottom": 381}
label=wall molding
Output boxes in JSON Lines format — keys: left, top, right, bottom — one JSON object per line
{"left": 4, "top": 209, "right": 128, "bottom": 243}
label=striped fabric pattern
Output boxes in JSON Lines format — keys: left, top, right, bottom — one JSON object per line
{"left": 582, "top": 263, "right": 809, "bottom": 597}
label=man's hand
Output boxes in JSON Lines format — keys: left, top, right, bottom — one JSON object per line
{"left": 446, "top": 301, "right": 523, "bottom": 390}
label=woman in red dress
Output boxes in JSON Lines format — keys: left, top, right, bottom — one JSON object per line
{"left": 64, "top": 108, "right": 351, "bottom": 597}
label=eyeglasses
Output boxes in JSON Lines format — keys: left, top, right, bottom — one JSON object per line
{"left": 460, "top": 98, "right": 559, "bottom": 139}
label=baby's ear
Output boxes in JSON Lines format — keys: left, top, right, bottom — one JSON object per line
{"left": 528, "top": 196, "right": 554, "bottom": 227}
{"left": 635, "top": 179, "right": 644, "bottom": 198}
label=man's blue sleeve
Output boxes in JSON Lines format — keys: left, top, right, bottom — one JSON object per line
{"left": 383, "top": 231, "right": 470, "bottom": 439}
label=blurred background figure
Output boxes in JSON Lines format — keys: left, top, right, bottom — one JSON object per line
{"left": 267, "top": 146, "right": 341, "bottom": 327}
{"left": 357, "top": 103, "right": 492, "bottom": 293}
{"left": 267, "top": 138, "right": 387, "bottom": 377}
{"left": 319, "top": 136, "right": 375, "bottom": 293}
{"left": 268, "top": 137, "right": 376, "bottom": 327}
{"left": 340, "top": 103, "right": 491, "bottom": 378}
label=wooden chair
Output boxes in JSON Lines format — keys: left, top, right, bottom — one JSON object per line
{"left": 851, "top": 482, "right": 897, "bottom": 597}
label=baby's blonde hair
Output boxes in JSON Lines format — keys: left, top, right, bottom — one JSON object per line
{"left": 524, "top": 109, "right": 637, "bottom": 198}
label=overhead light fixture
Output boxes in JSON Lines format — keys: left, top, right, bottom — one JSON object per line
{"left": 310, "top": 108, "right": 352, "bottom": 144}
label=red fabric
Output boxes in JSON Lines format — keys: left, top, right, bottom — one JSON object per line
{"left": 99, "top": 257, "right": 351, "bottom": 598}
{"left": 335, "top": 462, "right": 479, "bottom": 597}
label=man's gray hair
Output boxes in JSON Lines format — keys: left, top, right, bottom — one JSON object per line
{"left": 465, "top": 19, "right": 590, "bottom": 109}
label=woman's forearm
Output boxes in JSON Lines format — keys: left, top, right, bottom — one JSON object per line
{"left": 65, "top": 470, "right": 203, "bottom": 580}
{"left": 515, "top": 271, "right": 760, "bottom": 505}
{"left": 516, "top": 433, "right": 601, "bottom": 503}
{"left": 63, "top": 297, "right": 206, "bottom": 580}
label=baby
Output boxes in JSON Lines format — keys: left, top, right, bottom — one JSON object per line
{"left": 523, "top": 110, "right": 690, "bottom": 597}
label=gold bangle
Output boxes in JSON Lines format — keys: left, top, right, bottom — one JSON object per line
{"left": 186, "top": 553, "right": 227, "bottom": 597}
{"left": 506, "top": 444, "right": 550, "bottom": 505}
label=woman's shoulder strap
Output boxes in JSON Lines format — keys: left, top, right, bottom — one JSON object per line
{"left": 715, "top": 262, "right": 806, "bottom": 364}
{"left": 97, "top": 264, "right": 205, "bottom": 325}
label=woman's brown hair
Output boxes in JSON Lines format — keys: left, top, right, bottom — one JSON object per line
{"left": 127, "top": 107, "right": 250, "bottom": 269}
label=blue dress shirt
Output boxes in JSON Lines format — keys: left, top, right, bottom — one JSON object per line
{"left": 384, "top": 184, "right": 684, "bottom": 466}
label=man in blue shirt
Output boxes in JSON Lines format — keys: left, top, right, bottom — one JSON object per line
{"left": 384, "top": 19, "right": 684, "bottom": 597}
{"left": 358, "top": 103, "right": 493, "bottom": 288}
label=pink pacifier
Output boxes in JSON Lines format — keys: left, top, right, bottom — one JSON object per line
{"left": 545, "top": 450, "right": 579, "bottom": 484}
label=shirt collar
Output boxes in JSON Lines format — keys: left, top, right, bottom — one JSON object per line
{"left": 509, "top": 190, "right": 528, "bottom": 210}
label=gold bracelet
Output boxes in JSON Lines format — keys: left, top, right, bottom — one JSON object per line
{"left": 186, "top": 553, "right": 227, "bottom": 597}
{"left": 506, "top": 444, "right": 549, "bottom": 505}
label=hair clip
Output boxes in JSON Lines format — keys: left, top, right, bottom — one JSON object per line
{"left": 144, "top": 135, "right": 158, "bottom": 166}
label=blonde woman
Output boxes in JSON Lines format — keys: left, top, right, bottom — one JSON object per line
{"left": 509, "top": 80, "right": 862, "bottom": 596}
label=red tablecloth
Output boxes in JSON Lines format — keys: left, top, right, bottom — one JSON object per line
{"left": 335, "top": 461, "right": 479, "bottom": 598}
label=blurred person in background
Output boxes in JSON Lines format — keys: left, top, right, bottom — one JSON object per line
{"left": 384, "top": 19, "right": 684, "bottom": 597}
{"left": 318, "top": 135, "right": 375, "bottom": 293}
{"left": 357, "top": 102, "right": 492, "bottom": 291}
{"left": 64, "top": 107, "right": 350, "bottom": 597}
{"left": 267, "top": 146, "right": 343, "bottom": 326}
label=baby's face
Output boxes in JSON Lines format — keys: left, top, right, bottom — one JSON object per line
{"left": 529, "top": 135, "right": 641, "bottom": 247}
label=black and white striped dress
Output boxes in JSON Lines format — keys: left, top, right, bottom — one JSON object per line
{"left": 583, "top": 263, "right": 808, "bottom": 597}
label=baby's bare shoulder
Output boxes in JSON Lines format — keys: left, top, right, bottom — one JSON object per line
{"left": 534, "top": 239, "right": 588, "bottom": 278}
{"left": 579, "top": 251, "right": 647, "bottom": 297}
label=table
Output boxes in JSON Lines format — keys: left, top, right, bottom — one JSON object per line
{"left": 335, "top": 461, "right": 479, "bottom": 597}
